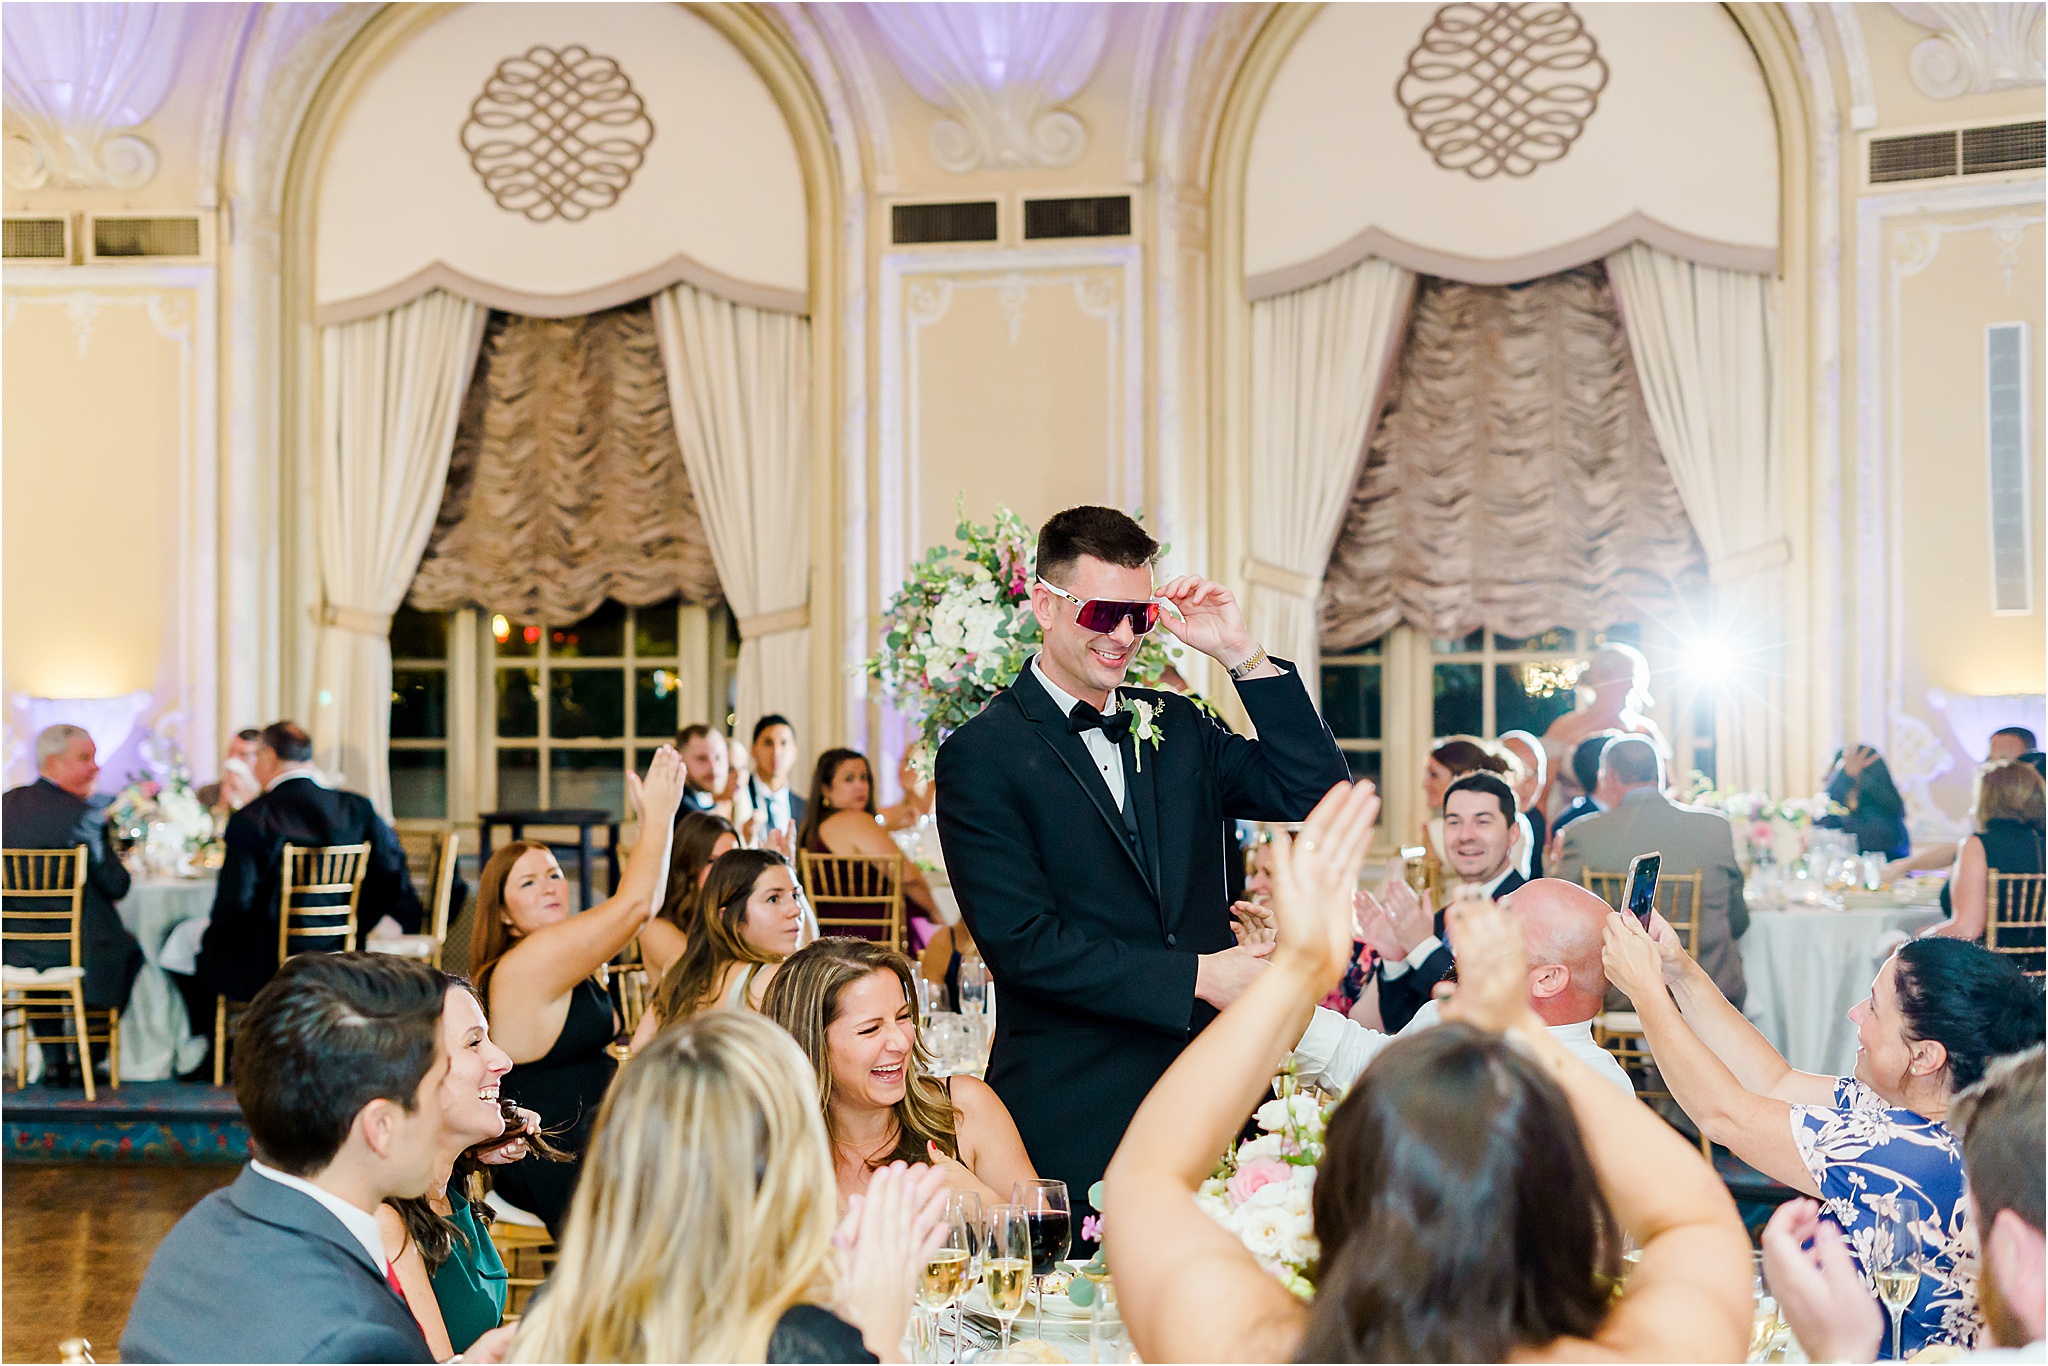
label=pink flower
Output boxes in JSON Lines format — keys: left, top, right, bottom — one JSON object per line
{"left": 1226, "top": 1157, "right": 1291, "bottom": 1206}
{"left": 1080, "top": 1214, "right": 1102, "bottom": 1243}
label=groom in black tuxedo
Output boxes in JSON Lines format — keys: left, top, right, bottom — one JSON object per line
{"left": 935, "top": 506, "right": 1348, "bottom": 1219}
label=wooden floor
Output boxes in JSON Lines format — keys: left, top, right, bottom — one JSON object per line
{"left": 3, "top": 1163, "right": 237, "bottom": 1363}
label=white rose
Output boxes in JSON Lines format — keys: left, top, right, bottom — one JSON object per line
{"left": 1234, "top": 1133, "right": 1286, "bottom": 1165}
{"left": 1254, "top": 1094, "right": 1324, "bottom": 1135}
{"left": 1235, "top": 1207, "right": 1288, "bottom": 1262}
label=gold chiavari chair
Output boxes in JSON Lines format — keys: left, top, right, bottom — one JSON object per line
{"left": 2, "top": 847, "right": 117, "bottom": 1099}
{"left": 395, "top": 829, "right": 463, "bottom": 968}
{"left": 215, "top": 843, "right": 371, "bottom": 1086}
{"left": 1584, "top": 867, "right": 1709, "bottom": 1157}
{"left": 1987, "top": 871, "right": 2046, "bottom": 979}
{"left": 491, "top": 1220, "right": 557, "bottom": 1319}
{"left": 799, "top": 852, "right": 906, "bottom": 951}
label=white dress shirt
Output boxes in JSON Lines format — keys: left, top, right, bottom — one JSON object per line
{"left": 1031, "top": 657, "right": 1126, "bottom": 811}
{"left": 248, "top": 1160, "right": 389, "bottom": 1270}
{"left": 1379, "top": 862, "right": 1516, "bottom": 980}
{"left": 1291, "top": 997, "right": 1637, "bottom": 1097}
{"left": 758, "top": 782, "right": 793, "bottom": 831}
{"left": 263, "top": 766, "right": 334, "bottom": 794}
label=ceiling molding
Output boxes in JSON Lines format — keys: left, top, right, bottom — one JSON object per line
{"left": 1889, "top": 3, "right": 2046, "bottom": 98}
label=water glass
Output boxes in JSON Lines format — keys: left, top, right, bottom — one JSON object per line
{"left": 1088, "top": 1277, "right": 1136, "bottom": 1363}
{"left": 922, "top": 1012, "right": 973, "bottom": 1076}
{"left": 957, "top": 954, "right": 990, "bottom": 1017}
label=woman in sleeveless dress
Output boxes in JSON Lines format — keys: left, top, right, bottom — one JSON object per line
{"left": 471, "top": 747, "right": 685, "bottom": 1234}
{"left": 630, "top": 849, "right": 807, "bottom": 1048}
{"left": 1928, "top": 759, "right": 2046, "bottom": 971}
{"left": 794, "top": 749, "right": 943, "bottom": 937}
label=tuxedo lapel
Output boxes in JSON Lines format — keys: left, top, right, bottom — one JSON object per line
{"left": 1123, "top": 725, "right": 1166, "bottom": 911}
{"left": 1008, "top": 665, "right": 1154, "bottom": 895}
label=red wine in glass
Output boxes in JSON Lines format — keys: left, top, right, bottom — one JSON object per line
{"left": 1025, "top": 1210, "right": 1070, "bottom": 1276}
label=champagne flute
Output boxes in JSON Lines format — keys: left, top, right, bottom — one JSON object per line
{"left": 1013, "top": 1178, "right": 1071, "bottom": 1332}
{"left": 981, "top": 1204, "right": 1032, "bottom": 1351}
{"left": 918, "top": 1196, "right": 971, "bottom": 1365}
{"left": 1872, "top": 1199, "right": 1924, "bottom": 1361}
{"left": 945, "top": 1189, "right": 981, "bottom": 1365}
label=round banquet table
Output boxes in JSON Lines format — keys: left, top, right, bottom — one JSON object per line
{"left": 116, "top": 875, "right": 217, "bottom": 1080}
{"left": 1739, "top": 898, "right": 1944, "bottom": 1079}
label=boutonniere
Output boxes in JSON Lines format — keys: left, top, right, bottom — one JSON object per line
{"left": 1122, "top": 696, "right": 1163, "bottom": 770}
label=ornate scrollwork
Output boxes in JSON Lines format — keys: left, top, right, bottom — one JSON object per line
{"left": 460, "top": 45, "right": 655, "bottom": 222}
{"left": 1397, "top": 4, "right": 1608, "bottom": 180}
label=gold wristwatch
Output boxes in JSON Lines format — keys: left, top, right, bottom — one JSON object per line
{"left": 1228, "top": 645, "right": 1270, "bottom": 681}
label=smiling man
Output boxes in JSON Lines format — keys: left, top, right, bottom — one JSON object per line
{"left": 934, "top": 505, "right": 1349, "bottom": 1231}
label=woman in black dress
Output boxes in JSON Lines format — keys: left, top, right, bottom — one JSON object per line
{"left": 473, "top": 747, "right": 685, "bottom": 1234}
{"left": 1928, "top": 759, "right": 2046, "bottom": 971}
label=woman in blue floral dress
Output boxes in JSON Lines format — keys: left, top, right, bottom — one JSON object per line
{"left": 1604, "top": 921, "right": 2043, "bottom": 1356}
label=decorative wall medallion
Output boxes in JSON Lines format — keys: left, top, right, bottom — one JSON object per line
{"left": 1397, "top": 4, "right": 1608, "bottom": 180}
{"left": 460, "top": 45, "right": 654, "bottom": 222}
{"left": 1890, "top": 3, "right": 2046, "bottom": 99}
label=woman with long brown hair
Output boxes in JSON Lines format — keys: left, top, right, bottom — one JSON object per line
{"left": 794, "top": 748, "right": 942, "bottom": 930}
{"left": 764, "top": 937, "right": 1035, "bottom": 1207}
{"left": 637, "top": 811, "right": 739, "bottom": 982}
{"left": 630, "top": 849, "right": 807, "bottom": 1049}
{"left": 470, "top": 747, "right": 685, "bottom": 1234}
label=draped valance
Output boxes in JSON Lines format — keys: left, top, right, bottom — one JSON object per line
{"left": 1318, "top": 264, "right": 1706, "bottom": 650}
{"left": 407, "top": 301, "right": 723, "bottom": 624}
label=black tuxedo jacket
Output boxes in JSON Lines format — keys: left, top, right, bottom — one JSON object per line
{"left": 194, "top": 776, "right": 422, "bottom": 1001}
{"left": 935, "top": 658, "right": 1348, "bottom": 1209}
{"left": 0, "top": 779, "right": 143, "bottom": 1007}
{"left": 122, "top": 1165, "right": 432, "bottom": 1363}
{"left": 1376, "top": 867, "right": 1527, "bottom": 1033}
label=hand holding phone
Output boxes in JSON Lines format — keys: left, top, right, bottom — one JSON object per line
{"left": 1624, "top": 852, "right": 1661, "bottom": 925}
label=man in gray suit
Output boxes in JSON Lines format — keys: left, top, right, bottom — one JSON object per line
{"left": 1558, "top": 736, "right": 1750, "bottom": 1007}
{"left": 123, "top": 953, "right": 451, "bottom": 1364}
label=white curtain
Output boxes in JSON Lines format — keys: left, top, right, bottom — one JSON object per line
{"left": 652, "top": 282, "right": 812, "bottom": 748}
{"left": 1606, "top": 243, "right": 1785, "bottom": 794}
{"left": 311, "top": 291, "right": 485, "bottom": 815}
{"left": 1247, "top": 258, "right": 1416, "bottom": 695}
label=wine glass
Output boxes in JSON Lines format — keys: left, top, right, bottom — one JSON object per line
{"left": 918, "top": 1195, "right": 972, "bottom": 1365}
{"left": 981, "top": 1204, "right": 1032, "bottom": 1351}
{"left": 957, "top": 954, "right": 989, "bottom": 1018}
{"left": 1872, "top": 1199, "right": 1924, "bottom": 1361}
{"left": 948, "top": 1190, "right": 982, "bottom": 1365}
{"left": 1012, "top": 1178, "right": 1070, "bottom": 1331}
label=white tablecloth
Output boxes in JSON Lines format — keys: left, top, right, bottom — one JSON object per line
{"left": 1740, "top": 900, "right": 1944, "bottom": 1078}
{"left": 117, "top": 876, "right": 216, "bottom": 1080}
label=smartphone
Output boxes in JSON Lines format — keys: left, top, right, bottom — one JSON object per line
{"left": 1624, "top": 852, "right": 1662, "bottom": 925}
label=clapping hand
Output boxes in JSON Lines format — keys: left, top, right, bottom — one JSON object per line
{"left": 1375, "top": 866, "right": 1435, "bottom": 957}
{"left": 1436, "top": 887, "right": 1536, "bottom": 1033}
{"left": 833, "top": 1161, "right": 950, "bottom": 1361}
{"left": 1267, "top": 781, "right": 1381, "bottom": 990}
{"left": 1760, "top": 1200, "right": 1884, "bottom": 1364}
{"left": 1153, "top": 575, "right": 1259, "bottom": 669}
{"left": 1229, "top": 899, "right": 1277, "bottom": 948}
{"left": 1600, "top": 907, "right": 1672, "bottom": 1003}
{"left": 471, "top": 1105, "right": 542, "bottom": 1165}
{"left": 1352, "top": 888, "right": 1406, "bottom": 961}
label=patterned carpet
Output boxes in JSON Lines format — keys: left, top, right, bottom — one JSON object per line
{"left": 3, "top": 1081, "right": 248, "bottom": 1163}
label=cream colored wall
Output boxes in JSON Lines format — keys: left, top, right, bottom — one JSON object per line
{"left": 1, "top": 272, "right": 216, "bottom": 777}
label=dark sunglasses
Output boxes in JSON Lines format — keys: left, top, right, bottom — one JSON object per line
{"left": 1037, "top": 577, "right": 1163, "bottom": 635}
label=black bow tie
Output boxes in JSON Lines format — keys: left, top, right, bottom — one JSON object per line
{"left": 1068, "top": 702, "right": 1132, "bottom": 743}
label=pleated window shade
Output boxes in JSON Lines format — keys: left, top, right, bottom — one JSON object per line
{"left": 1318, "top": 264, "right": 1706, "bottom": 652}
{"left": 408, "top": 301, "right": 724, "bottom": 623}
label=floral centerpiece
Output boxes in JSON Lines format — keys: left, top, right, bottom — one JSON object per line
{"left": 1194, "top": 1074, "right": 1332, "bottom": 1299}
{"left": 107, "top": 723, "right": 218, "bottom": 874}
{"left": 863, "top": 505, "right": 1181, "bottom": 776}
{"left": 1683, "top": 776, "right": 1837, "bottom": 873}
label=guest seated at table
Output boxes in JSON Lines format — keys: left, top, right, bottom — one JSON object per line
{"left": 763, "top": 937, "right": 1036, "bottom": 1208}
{"left": 123, "top": 953, "right": 473, "bottom": 1365}
{"left": 473, "top": 747, "right": 684, "bottom": 1237}
{"left": 508, "top": 1011, "right": 949, "bottom": 1363}
{"left": 748, "top": 714, "right": 807, "bottom": 845}
{"left": 1990, "top": 726, "right": 2038, "bottom": 765}
{"left": 1371, "top": 771, "right": 1527, "bottom": 1032}
{"left": 1820, "top": 744, "right": 1913, "bottom": 861}
{"left": 1417, "top": 736, "right": 1514, "bottom": 874}
{"left": 1560, "top": 735, "right": 1751, "bottom": 1007}
{"left": 1547, "top": 730, "right": 1616, "bottom": 851}
{"left": 1102, "top": 782, "right": 1752, "bottom": 1364}
{"left": 1258, "top": 877, "right": 1635, "bottom": 1096}
{"left": 2, "top": 724, "right": 143, "bottom": 1085}
{"left": 379, "top": 972, "right": 553, "bottom": 1358}
{"left": 188, "top": 721, "right": 424, "bottom": 1024}
{"left": 631, "top": 849, "right": 807, "bottom": 1048}
{"left": 195, "top": 727, "right": 261, "bottom": 817}
{"left": 1602, "top": 912, "right": 2044, "bottom": 1356}
{"left": 795, "top": 748, "right": 942, "bottom": 933}
{"left": 1924, "top": 760, "right": 2045, "bottom": 966}
{"left": 636, "top": 812, "right": 738, "bottom": 983}
{"left": 877, "top": 748, "right": 933, "bottom": 835}
{"left": 917, "top": 917, "right": 981, "bottom": 1012}
{"left": 1761, "top": 1044, "right": 2044, "bottom": 1365}
{"left": 674, "top": 722, "right": 735, "bottom": 818}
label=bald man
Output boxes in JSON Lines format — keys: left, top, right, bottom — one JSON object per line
{"left": 1290, "top": 879, "right": 1635, "bottom": 1095}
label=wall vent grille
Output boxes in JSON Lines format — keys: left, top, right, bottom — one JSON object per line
{"left": 890, "top": 201, "right": 999, "bottom": 245}
{"left": 90, "top": 215, "right": 203, "bottom": 259}
{"left": 1986, "top": 322, "right": 2033, "bottom": 615}
{"left": 3, "top": 217, "right": 70, "bottom": 260}
{"left": 1023, "top": 195, "right": 1132, "bottom": 239}
{"left": 1870, "top": 121, "right": 2045, "bottom": 184}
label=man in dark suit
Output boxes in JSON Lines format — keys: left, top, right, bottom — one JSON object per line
{"left": 123, "top": 953, "right": 452, "bottom": 1363}
{"left": 935, "top": 506, "right": 1348, "bottom": 1221}
{"left": 188, "top": 722, "right": 422, "bottom": 1011}
{"left": 2, "top": 725, "right": 145, "bottom": 1082}
{"left": 1366, "top": 771, "right": 1528, "bottom": 1032}
{"left": 674, "top": 722, "right": 726, "bottom": 814}
{"left": 747, "top": 713, "right": 806, "bottom": 838}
